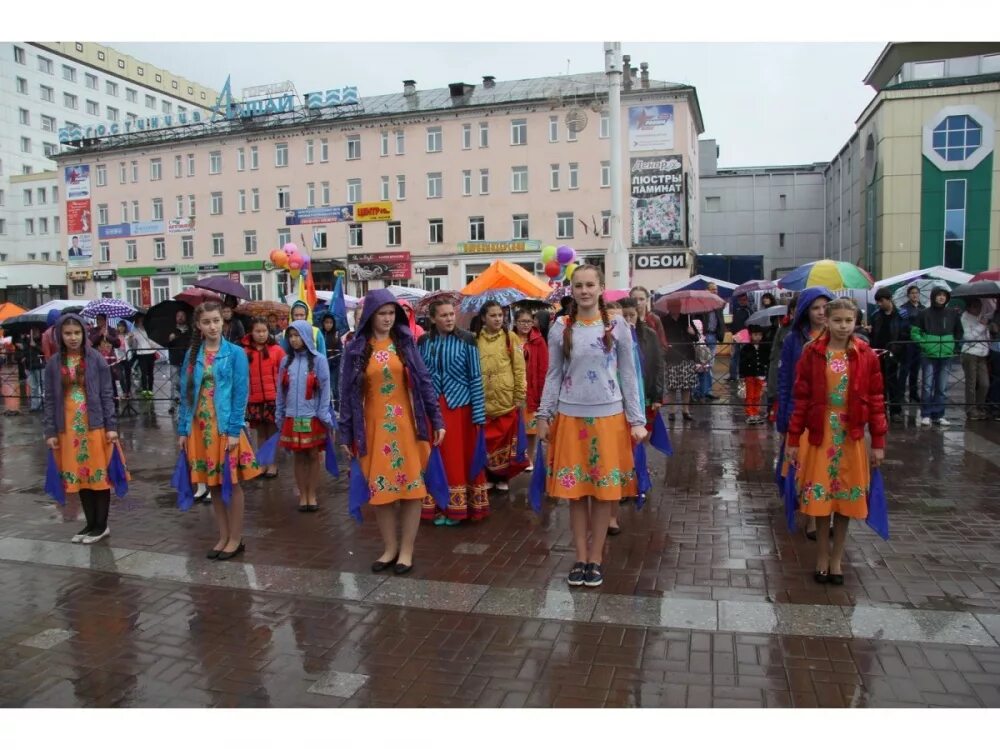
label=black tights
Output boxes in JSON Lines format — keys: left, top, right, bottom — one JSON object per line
{"left": 79, "top": 489, "right": 111, "bottom": 533}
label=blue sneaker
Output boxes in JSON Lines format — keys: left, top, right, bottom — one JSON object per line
{"left": 567, "top": 561, "right": 587, "bottom": 586}
{"left": 583, "top": 563, "right": 604, "bottom": 587}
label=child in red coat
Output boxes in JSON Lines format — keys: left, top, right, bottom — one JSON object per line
{"left": 514, "top": 308, "right": 549, "bottom": 470}
{"left": 243, "top": 318, "right": 284, "bottom": 478}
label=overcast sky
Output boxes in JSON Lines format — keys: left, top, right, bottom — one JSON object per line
{"left": 106, "top": 42, "right": 884, "bottom": 168}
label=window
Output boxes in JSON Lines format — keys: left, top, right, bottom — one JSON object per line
{"left": 396, "top": 175, "right": 406, "bottom": 201}
{"left": 98, "top": 204, "right": 109, "bottom": 225}
{"left": 238, "top": 189, "right": 247, "bottom": 213}
{"left": 428, "top": 219, "right": 444, "bottom": 244}
{"left": 462, "top": 170, "right": 472, "bottom": 196}
{"left": 237, "top": 148, "right": 246, "bottom": 171}
{"left": 120, "top": 201, "right": 128, "bottom": 222}
{"left": 479, "top": 169, "right": 490, "bottom": 195}
{"left": 423, "top": 266, "right": 448, "bottom": 291}
{"left": 305, "top": 140, "right": 314, "bottom": 164}
{"left": 62, "top": 64, "right": 76, "bottom": 82}
{"left": 16, "top": 77, "right": 27, "bottom": 94}
{"left": 37, "top": 187, "right": 47, "bottom": 204}
{"left": 126, "top": 88, "right": 137, "bottom": 103}
{"left": 348, "top": 224, "right": 363, "bottom": 248}
{"left": 150, "top": 158, "right": 162, "bottom": 181}
{"left": 85, "top": 72, "right": 98, "bottom": 89}
{"left": 427, "top": 172, "right": 442, "bottom": 198}
{"left": 188, "top": 195, "right": 196, "bottom": 217}
{"left": 162, "top": 101, "right": 172, "bottom": 115}
{"left": 25, "top": 218, "right": 34, "bottom": 235}
{"left": 932, "top": 115, "right": 983, "bottom": 162}
{"left": 130, "top": 161, "right": 138, "bottom": 183}
{"left": 313, "top": 227, "right": 327, "bottom": 250}
{"left": 479, "top": 122, "right": 489, "bottom": 148}
{"left": 779, "top": 233, "right": 786, "bottom": 248}
{"left": 145, "top": 94, "right": 156, "bottom": 109}
{"left": 380, "top": 176, "right": 390, "bottom": 201}
{"left": 277, "top": 228, "right": 291, "bottom": 247}
{"left": 212, "top": 233, "right": 225, "bottom": 256}
{"left": 556, "top": 212, "right": 574, "bottom": 239}
{"left": 462, "top": 124, "right": 472, "bottom": 150}
{"left": 779, "top": 194, "right": 787, "bottom": 209}
{"left": 125, "top": 279, "right": 141, "bottom": 304}
{"left": 131, "top": 200, "right": 140, "bottom": 222}
{"left": 23, "top": 189, "right": 32, "bottom": 206}
{"left": 251, "top": 188, "right": 260, "bottom": 212}
{"left": 469, "top": 216, "right": 485, "bottom": 241}
{"left": 550, "top": 164, "right": 560, "bottom": 190}
{"left": 347, "top": 178, "right": 362, "bottom": 204}
{"left": 512, "top": 214, "right": 529, "bottom": 239}
{"left": 387, "top": 221, "right": 401, "bottom": 246}
{"left": 250, "top": 146, "right": 259, "bottom": 170}
{"left": 152, "top": 198, "right": 163, "bottom": 221}
{"left": 126, "top": 240, "right": 137, "bottom": 262}
{"left": 244, "top": 230, "right": 258, "bottom": 255}
{"left": 38, "top": 56, "right": 53, "bottom": 74}
{"left": 320, "top": 139, "right": 328, "bottom": 163}
{"left": 182, "top": 236, "right": 194, "bottom": 259}
{"left": 395, "top": 130, "right": 405, "bottom": 155}
{"left": 307, "top": 182, "right": 316, "bottom": 207}
{"left": 0, "top": 220, "right": 4, "bottom": 235}
{"left": 944, "top": 179, "right": 967, "bottom": 269}
{"left": 107, "top": 106, "right": 119, "bottom": 122}
{"left": 187, "top": 154, "right": 195, "bottom": 177}
{"left": 39, "top": 217, "right": 49, "bottom": 234}
{"left": 601, "top": 210, "right": 611, "bottom": 237}
{"left": 275, "top": 143, "right": 288, "bottom": 167}
{"left": 154, "top": 237, "right": 166, "bottom": 261}
{"left": 426, "top": 126, "right": 442, "bottom": 153}
{"left": 176, "top": 195, "right": 184, "bottom": 217}
{"left": 211, "top": 192, "right": 223, "bottom": 215}
{"left": 152, "top": 277, "right": 171, "bottom": 303}
{"left": 19, "top": 108, "right": 30, "bottom": 125}
{"left": 242, "top": 273, "right": 264, "bottom": 301}
{"left": 601, "top": 161, "right": 611, "bottom": 188}
{"left": 20, "top": 137, "right": 30, "bottom": 154}
{"left": 705, "top": 196, "right": 722, "bottom": 212}
{"left": 568, "top": 163, "right": 579, "bottom": 190}
{"left": 100, "top": 242, "right": 110, "bottom": 263}
{"left": 14, "top": 46, "right": 25, "bottom": 64}
{"left": 914, "top": 60, "right": 946, "bottom": 79}
{"left": 40, "top": 85, "right": 54, "bottom": 102}
{"left": 174, "top": 155, "right": 183, "bottom": 178}
{"left": 321, "top": 182, "right": 330, "bottom": 205}
{"left": 277, "top": 186, "right": 291, "bottom": 209}
{"left": 600, "top": 113, "right": 610, "bottom": 139}
{"left": 511, "top": 166, "right": 528, "bottom": 193}
{"left": 209, "top": 151, "right": 222, "bottom": 174}
{"left": 64, "top": 93, "right": 78, "bottom": 109}
{"left": 511, "top": 119, "right": 527, "bottom": 145}
{"left": 380, "top": 131, "right": 389, "bottom": 157}
{"left": 106, "top": 80, "right": 118, "bottom": 97}
{"left": 72, "top": 280, "right": 86, "bottom": 296}
{"left": 549, "top": 116, "right": 559, "bottom": 142}
{"left": 347, "top": 134, "right": 361, "bottom": 160}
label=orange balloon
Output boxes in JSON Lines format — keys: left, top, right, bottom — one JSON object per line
{"left": 271, "top": 249, "right": 288, "bottom": 268}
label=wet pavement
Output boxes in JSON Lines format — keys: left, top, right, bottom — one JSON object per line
{"left": 2, "top": 390, "right": 1000, "bottom": 707}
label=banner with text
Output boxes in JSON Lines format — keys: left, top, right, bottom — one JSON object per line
{"left": 347, "top": 252, "right": 412, "bottom": 282}
{"left": 628, "top": 105, "right": 675, "bottom": 152}
{"left": 285, "top": 206, "right": 354, "bottom": 226}
{"left": 630, "top": 155, "right": 685, "bottom": 248}
{"left": 353, "top": 201, "right": 393, "bottom": 223}
{"left": 64, "top": 165, "right": 93, "bottom": 266}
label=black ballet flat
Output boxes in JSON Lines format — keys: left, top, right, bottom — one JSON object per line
{"left": 814, "top": 570, "right": 830, "bottom": 584}
{"left": 806, "top": 530, "right": 818, "bottom": 541}
{"left": 607, "top": 525, "right": 622, "bottom": 536}
{"left": 371, "top": 555, "right": 398, "bottom": 573}
{"left": 393, "top": 562, "right": 413, "bottom": 575}
{"left": 206, "top": 548, "right": 222, "bottom": 560}
{"left": 829, "top": 573, "right": 845, "bottom": 586}
{"left": 216, "top": 541, "right": 245, "bottom": 561}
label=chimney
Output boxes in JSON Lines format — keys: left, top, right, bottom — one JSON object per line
{"left": 403, "top": 80, "right": 416, "bottom": 97}
{"left": 622, "top": 55, "right": 632, "bottom": 90}
{"left": 449, "top": 82, "right": 474, "bottom": 98}
{"left": 640, "top": 62, "right": 649, "bottom": 89}
{"left": 482, "top": 75, "right": 496, "bottom": 89}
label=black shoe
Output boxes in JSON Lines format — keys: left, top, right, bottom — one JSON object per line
{"left": 567, "top": 561, "right": 587, "bottom": 586}
{"left": 297, "top": 504, "right": 310, "bottom": 512}
{"left": 583, "top": 563, "right": 604, "bottom": 587}
{"left": 682, "top": 412, "right": 693, "bottom": 421}
{"left": 393, "top": 562, "right": 413, "bottom": 575}
{"left": 806, "top": 529, "right": 818, "bottom": 541}
{"left": 667, "top": 413, "right": 676, "bottom": 421}
{"left": 206, "top": 548, "right": 223, "bottom": 559}
{"left": 814, "top": 570, "right": 830, "bottom": 584}
{"left": 216, "top": 541, "right": 245, "bottom": 561}
{"left": 194, "top": 488, "right": 211, "bottom": 504}
{"left": 371, "top": 555, "right": 398, "bottom": 573}
{"left": 607, "top": 524, "right": 622, "bottom": 536}
{"left": 306, "top": 505, "right": 320, "bottom": 512}
{"left": 829, "top": 573, "right": 845, "bottom": 586}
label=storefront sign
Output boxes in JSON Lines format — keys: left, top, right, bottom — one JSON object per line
{"left": 633, "top": 252, "right": 688, "bottom": 270}
{"left": 59, "top": 111, "right": 204, "bottom": 145}
{"left": 347, "top": 252, "right": 412, "bottom": 282}
{"left": 64, "top": 165, "right": 93, "bottom": 267}
{"left": 628, "top": 105, "right": 675, "bottom": 152}
{"left": 285, "top": 206, "right": 354, "bottom": 226}
{"left": 459, "top": 239, "right": 541, "bottom": 255}
{"left": 68, "top": 270, "right": 92, "bottom": 281}
{"left": 168, "top": 217, "right": 196, "bottom": 234}
{"left": 630, "top": 155, "right": 685, "bottom": 248}
{"left": 354, "top": 201, "right": 393, "bottom": 222}
{"left": 98, "top": 221, "right": 166, "bottom": 240}
{"left": 92, "top": 270, "right": 117, "bottom": 281}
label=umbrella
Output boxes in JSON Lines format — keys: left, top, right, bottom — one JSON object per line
{"left": 414, "top": 290, "right": 462, "bottom": 316}
{"left": 603, "top": 289, "right": 631, "bottom": 303}
{"left": 746, "top": 305, "right": 787, "bottom": 327}
{"left": 950, "top": 280, "right": 1000, "bottom": 299}
{"left": 143, "top": 300, "right": 192, "bottom": 347}
{"left": 81, "top": 298, "right": 137, "bottom": 320}
{"left": 235, "top": 300, "right": 290, "bottom": 320}
{"left": 1, "top": 300, "right": 84, "bottom": 335}
{"left": 971, "top": 269, "right": 1000, "bottom": 282}
{"left": 890, "top": 278, "right": 951, "bottom": 308}
{"left": 193, "top": 275, "right": 250, "bottom": 300}
{"left": 383, "top": 285, "right": 428, "bottom": 303}
{"left": 654, "top": 274, "right": 738, "bottom": 299}
{"left": 175, "top": 288, "right": 222, "bottom": 308}
{"left": 546, "top": 285, "right": 570, "bottom": 304}
{"left": 461, "top": 259, "right": 550, "bottom": 298}
{"left": 778, "top": 260, "right": 873, "bottom": 291}
{"left": 511, "top": 298, "right": 554, "bottom": 312}
{"left": 731, "top": 279, "right": 778, "bottom": 297}
{"left": 653, "top": 290, "right": 726, "bottom": 315}
{"left": 0, "top": 302, "right": 28, "bottom": 324}
{"left": 460, "top": 288, "right": 529, "bottom": 313}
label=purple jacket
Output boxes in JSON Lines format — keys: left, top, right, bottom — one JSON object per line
{"left": 42, "top": 313, "right": 118, "bottom": 439}
{"left": 338, "top": 288, "right": 443, "bottom": 458}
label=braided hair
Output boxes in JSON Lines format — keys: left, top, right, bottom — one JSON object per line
{"left": 184, "top": 301, "right": 223, "bottom": 406}
{"left": 562, "top": 265, "right": 612, "bottom": 360}
{"left": 58, "top": 317, "right": 88, "bottom": 389}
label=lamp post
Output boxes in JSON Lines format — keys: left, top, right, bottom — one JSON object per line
{"left": 603, "top": 42, "right": 630, "bottom": 289}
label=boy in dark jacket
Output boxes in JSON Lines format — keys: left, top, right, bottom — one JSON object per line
{"left": 319, "top": 312, "right": 342, "bottom": 411}
{"left": 869, "top": 288, "right": 909, "bottom": 421}
{"left": 739, "top": 325, "right": 770, "bottom": 424}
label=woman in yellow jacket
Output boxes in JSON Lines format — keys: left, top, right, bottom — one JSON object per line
{"left": 475, "top": 301, "right": 528, "bottom": 492}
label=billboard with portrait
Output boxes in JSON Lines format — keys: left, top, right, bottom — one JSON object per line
{"left": 64, "top": 165, "right": 93, "bottom": 265}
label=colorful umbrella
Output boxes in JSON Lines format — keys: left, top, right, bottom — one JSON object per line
{"left": 461, "top": 259, "right": 551, "bottom": 298}
{"left": 414, "top": 290, "right": 462, "bottom": 316}
{"left": 81, "top": 298, "right": 137, "bottom": 320}
{"left": 731, "top": 279, "right": 778, "bottom": 297}
{"left": 603, "top": 289, "right": 631, "bottom": 303}
{"left": 193, "top": 275, "right": 250, "bottom": 300}
{"left": 459, "top": 287, "right": 529, "bottom": 313}
{"left": 971, "top": 269, "right": 1000, "bottom": 282}
{"left": 235, "top": 300, "right": 291, "bottom": 320}
{"left": 175, "top": 288, "right": 222, "bottom": 308}
{"left": 653, "top": 290, "right": 726, "bottom": 315}
{"left": 778, "top": 260, "right": 873, "bottom": 291}
{"left": 546, "top": 285, "right": 570, "bottom": 304}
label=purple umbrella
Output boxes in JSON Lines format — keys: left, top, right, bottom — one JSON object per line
{"left": 731, "top": 279, "right": 778, "bottom": 297}
{"left": 81, "top": 298, "right": 137, "bottom": 320}
{"left": 192, "top": 275, "right": 250, "bottom": 300}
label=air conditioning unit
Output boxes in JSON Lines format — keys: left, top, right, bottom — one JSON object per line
{"left": 534, "top": 262, "right": 546, "bottom": 274}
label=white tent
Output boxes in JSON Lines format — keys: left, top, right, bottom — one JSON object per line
{"left": 653, "top": 274, "right": 738, "bottom": 297}
{"left": 874, "top": 265, "right": 972, "bottom": 292}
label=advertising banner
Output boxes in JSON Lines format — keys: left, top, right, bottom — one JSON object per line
{"left": 630, "top": 155, "right": 685, "bottom": 248}
{"left": 64, "top": 165, "right": 93, "bottom": 266}
{"left": 140, "top": 277, "right": 152, "bottom": 308}
{"left": 354, "top": 201, "right": 393, "bottom": 223}
{"left": 285, "top": 206, "right": 354, "bottom": 226}
{"left": 347, "top": 252, "right": 412, "bottom": 282}
{"left": 628, "top": 105, "right": 675, "bottom": 152}
{"left": 459, "top": 240, "right": 541, "bottom": 255}
{"left": 168, "top": 217, "right": 196, "bottom": 234}
{"left": 97, "top": 221, "right": 166, "bottom": 240}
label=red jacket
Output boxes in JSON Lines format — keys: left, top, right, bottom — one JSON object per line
{"left": 788, "top": 334, "right": 887, "bottom": 450}
{"left": 242, "top": 336, "right": 284, "bottom": 403}
{"left": 519, "top": 327, "right": 549, "bottom": 412}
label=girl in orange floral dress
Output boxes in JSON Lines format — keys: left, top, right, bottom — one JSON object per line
{"left": 42, "top": 313, "right": 122, "bottom": 544}
{"left": 177, "top": 301, "right": 262, "bottom": 561}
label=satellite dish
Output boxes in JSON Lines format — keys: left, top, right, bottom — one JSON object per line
{"left": 565, "top": 109, "right": 588, "bottom": 133}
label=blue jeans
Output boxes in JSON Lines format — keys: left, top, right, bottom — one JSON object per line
{"left": 920, "top": 356, "right": 952, "bottom": 420}
{"left": 28, "top": 369, "right": 43, "bottom": 411}
{"left": 695, "top": 334, "right": 717, "bottom": 397}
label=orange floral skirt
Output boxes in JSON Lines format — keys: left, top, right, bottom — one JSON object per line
{"left": 545, "top": 413, "right": 637, "bottom": 501}
{"left": 186, "top": 406, "right": 262, "bottom": 487}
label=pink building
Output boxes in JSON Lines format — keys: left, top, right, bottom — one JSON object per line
{"left": 54, "top": 64, "right": 704, "bottom": 304}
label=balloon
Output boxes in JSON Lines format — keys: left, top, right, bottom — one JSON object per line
{"left": 271, "top": 249, "right": 288, "bottom": 269}
{"left": 556, "top": 245, "right": 575, "bottom": 265}
{"left": 288, "top": 256, "right": 303, "bottom": 271}
{"left": 544, "top": 261, "right": 562, "bottom": 279}
{"left": 299, "top": 253, "right": 311, "bottom": 271}
{"left": 283, "top": 242, "right": 298, "bottom": 254}
{"left": 541, "top": 245, "right": 557, "bottom": 264}
{"left": 563, "top": 262, "right": 579, "bottom": 280}
{"left": 289, "top": 268, "right": 301, "bottom": 281}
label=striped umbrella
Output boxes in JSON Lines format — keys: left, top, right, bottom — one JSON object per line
{"left": 778, "top": 260, "right": 873, "bottom": 291}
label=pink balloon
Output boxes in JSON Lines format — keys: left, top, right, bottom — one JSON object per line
{"left": 287, "top": 257, "right": 303, "bottom": 271}
{"left": 283, "top": 242, "right": 298, "bottom": 254}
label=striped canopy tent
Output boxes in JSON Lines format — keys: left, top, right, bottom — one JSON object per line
{"left": 653, "top": 275, "right": 737, "bottom": 300}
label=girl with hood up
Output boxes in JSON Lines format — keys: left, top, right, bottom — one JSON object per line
{"left": 276, "top": 319, "right": 337, "bottom": 511}
{"left": 339, "top": 290, "right": 445, "bottom": 575}
{"left": 777, "top": 286, "right": 834, "bottom": 540}
{"left": 285, "top": 300, "right": 328, "bottom": 356}
{"left": 42, "top": 313, "right": 122, "bottom": 544}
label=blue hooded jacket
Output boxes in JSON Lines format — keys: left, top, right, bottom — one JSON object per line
{"left": 776, "top": 286, "right": 834, "bottom": 434}
{"left": 177, "top": 337, "right": 249, "bottom": 438}
{"left": 275, "top": 320, "right": 336, "bottom": 429}
{"left": 282, "top": 300, "right": 327, "bottom": 357}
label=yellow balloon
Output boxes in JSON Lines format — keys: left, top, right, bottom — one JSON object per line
{"left": 289, "top": 268, "right": 301, "bottom": 281}
{"left": 563, "top": 262, "right": 579, "bottom": 280}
